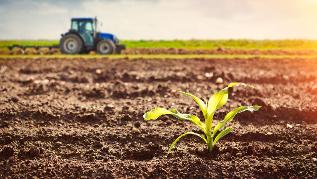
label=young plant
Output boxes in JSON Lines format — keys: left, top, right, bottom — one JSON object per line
{"left": 143, "top": 82, "right": 261, "bottom": 153}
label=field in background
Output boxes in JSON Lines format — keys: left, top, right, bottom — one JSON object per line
{"left": 2, "top": 54, "right": 317, "bottom": 60}
{"left": 2, "top": 39, "right": 317, "bottom": 50}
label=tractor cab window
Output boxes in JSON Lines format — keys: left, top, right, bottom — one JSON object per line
{"left": 78, "top": 21, "right": 93, "bottom": 32}
{"left": 85, "top": 21, "right": 93, "bottom": 32}
{"left": 71, "top": 21, "right": 79, "bottom": 31}
{"left": 71, "top": 20, "right": 94, "bottom": 32}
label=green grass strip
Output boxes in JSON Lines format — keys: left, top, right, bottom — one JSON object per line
{"left": 2, "top": 39, "right": 317, "bottom": 50}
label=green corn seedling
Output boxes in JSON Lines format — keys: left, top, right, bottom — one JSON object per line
{"left": 143, "top": 82, "right": 261, "bottom": 153}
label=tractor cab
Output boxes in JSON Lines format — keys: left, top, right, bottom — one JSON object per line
{"left": 60, "top": 17, "right": 125, "bottom": 54}
{"left": 70, "top": 18, "right": 95, "bottom": 33}
{"left": 71, "top": 18, "right": 96, "bottom": 39}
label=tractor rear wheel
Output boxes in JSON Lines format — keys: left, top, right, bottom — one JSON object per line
{"left": 97, "top": 40, "right": 116, "bottom": 55}
{"left": 60, "top": 34, "right": 83, "bottom": 54}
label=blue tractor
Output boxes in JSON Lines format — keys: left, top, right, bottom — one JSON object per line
{"left": 60, "top": 17, "right": 125, "bottom": 54}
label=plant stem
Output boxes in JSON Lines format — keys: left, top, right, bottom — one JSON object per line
{"left": 207, "top": 135, "right": 213, "bottom": 152}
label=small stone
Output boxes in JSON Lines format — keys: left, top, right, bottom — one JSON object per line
{"left": 312, "top": 157, "right": 317, "bottom": 162}
{"left": 42, "top": 79, "right": 49, "bottom": 84}
{"left": 0, "top": 66, "right": 8, "bottom": 73}
{"left": 236, "top": 152, "right": 243, "bottom": 157}
{"left": 34, "top": 79, "right": 49, "bottom": 85}
{"left": 205, "top": 72, "right": 213, "bottom": 78}
{"left": 197, "top": 75, "right": 204, "bottom": 80}
{"left": 215, "top": 77, "right": 223, "bottom": 84}
{"left": 266, "top": 132, "right": 273, "bottom": 135}
{"left": 282, "top": 75, "right": 289, "bottom": 80}
{"left": 286, "top": 124, "right": 293, "bottom": 129}
{"left": 132, "top": 127, "right": 140, "bottom": 134}
{"left": 95, "top": 69, "right": 102, "bottom": 74}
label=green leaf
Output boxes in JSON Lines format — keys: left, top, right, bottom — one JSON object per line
{"left": 207, "top": 89, "right": 226, "bottom": 115}
{"left": 143, "top": 107, "right": 173, "bottom": 120}
{"left": 212, "top": 127, "right": 233, "bottom": 146}
{"left": 143, "top": 108, "right": 206, "bottom": 133}
{"left": 180, "top": 91, "right": 207, "bottom": 119}
{"left": 212, "top": 105, "right": 261, "bottom": 136}
{"left": 170, "top": 109, "right": 206, "bottom": 133}
{"left": 208, "top": 82, "right": 241, "bottom": 110}
{"left": 206, "top": 83, "right": 242, "bottom": 131}
{"left": 168, "top": 131, "right": 207, "bottom": 153}
{"left": 205, "top": 89, "right": 227, "bottom": 131}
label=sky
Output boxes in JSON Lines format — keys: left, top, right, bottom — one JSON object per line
{"left": 1, "top": 0, "right": 317, "bottom": 40}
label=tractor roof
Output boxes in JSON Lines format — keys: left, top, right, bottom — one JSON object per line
{"left": 71, "top": 17, "right": 95, "bottom": 21}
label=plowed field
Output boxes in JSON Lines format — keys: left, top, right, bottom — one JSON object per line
{"left": 0, "top": 57, "right": 317, "bottom": 178}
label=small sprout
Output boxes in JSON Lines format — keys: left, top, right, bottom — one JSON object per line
{"left": 143, "top": 82, "right": 261, "bottom": 154}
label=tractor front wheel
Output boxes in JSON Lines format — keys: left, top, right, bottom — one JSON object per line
{"left": 96, "top": 40, "right": 116, "bottom": 55}
{"left": 60, "top": 34, "right": 83, "bottom": 54}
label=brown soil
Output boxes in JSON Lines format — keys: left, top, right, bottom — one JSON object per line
{"left": 0, "top": 57, "right": 317, "bottom": 178}
{"left": 2, "top": 47, "right": 317, "bottom": 55}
